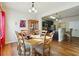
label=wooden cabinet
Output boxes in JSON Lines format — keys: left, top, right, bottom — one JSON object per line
{"left": 28, "top": 20, "right": 39, "bottom": 35}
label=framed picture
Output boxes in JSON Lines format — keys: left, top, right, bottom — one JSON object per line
{"left": 20, "top": 20, "right": 26, "bottom": 27}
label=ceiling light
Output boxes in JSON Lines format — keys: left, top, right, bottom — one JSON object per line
{"left": 28, "top": 2, "right": 37, "bottom": 13}
{"left": 28, "top": 9, "right": 32, "bottom": 13}
{"left": 32, "top": 7, "right": 35, "bottom": 11}
{"left": 50, "top": 16, "right": 56, "bottom": 19}
{"left": 34, "top": 10, "right": 37, "bottom": 13}
{"left": 56, "top": 19, "right": 58, "bottom": 21}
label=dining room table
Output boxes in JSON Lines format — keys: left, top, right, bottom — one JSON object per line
{"left": 25, "top": 35, "right": 51, "bottom": 55}
{"left": 26, "top": 35, "right": 51, "bottom": 46}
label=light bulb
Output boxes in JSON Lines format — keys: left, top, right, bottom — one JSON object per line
{"left": 56, "top": 19, "right": 58, "bottom": 21}
{"left": 32, "top": 7, "right": 35, "bottom": 11}
{"left": 34, "top": 10, "right": 37, "bottom": 13}
{"left": 28, "top": 8, "right": 37, "bottom": 13}
{"left": 28, "top": 9, "right": 32, "bottom": 13}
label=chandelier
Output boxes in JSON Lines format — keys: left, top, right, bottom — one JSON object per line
{"left": 28, "top": 2, "right": 37, "bottom": 13}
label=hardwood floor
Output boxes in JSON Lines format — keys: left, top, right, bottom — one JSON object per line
{"left": 51, "top": 37, "right": 79, "bottom": 56}
{"left": 1, "top": 43, "right": 18, "bottom": 56}
{"left": 1, "top": 37, "right": 79, "bottom": 56}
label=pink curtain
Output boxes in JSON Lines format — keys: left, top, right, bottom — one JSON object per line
{"left": 0, "top": 3, "right": 5, "bottom": 55}
{"left": 1, "top": 11, "right": 5, "bottom": 46}
{"left": 0, "top": 10, "right": 5, "bottom": 55}
{"left": 0, "top": 11, "right": 5, "bottom": 48}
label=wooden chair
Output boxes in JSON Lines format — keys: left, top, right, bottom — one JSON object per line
{"left": 15, "top": 31, "right": 32, "bottom": 56}
{"left": 15, "top": 32, "right": 24, "bottom": 55}
{"left": 34, "top": 32, "right": 52, "bottom": 56}
{"left": 41, "top": 30, "right": 47, "bottom": 36}
{"left": 64, "top": 28, "right": 73, "bottom": 41}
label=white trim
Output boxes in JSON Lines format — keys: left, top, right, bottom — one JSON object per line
{"left": 5, "top": 41, "right": 18, "bottom": 44}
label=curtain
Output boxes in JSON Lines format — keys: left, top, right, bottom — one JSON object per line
{"left": 0, "top": 10, "right": 5, "bottom": 55}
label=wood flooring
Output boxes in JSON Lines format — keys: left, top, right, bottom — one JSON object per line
{"left": 1, "top": 37, "right": 79, "bottom": 56}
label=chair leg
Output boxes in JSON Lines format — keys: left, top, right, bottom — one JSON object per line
{"left": 33, "top": 48, "right": 38, "bottom": 56}
{"left": 33, "top": 48, "right": 42, "bottom": 56}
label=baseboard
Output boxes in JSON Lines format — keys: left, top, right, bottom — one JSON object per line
{"left": 5, "top": 41, "right": 18, "bottom": 44}
{"left": 72, "top": 36, "right": 79, "bottom": 38}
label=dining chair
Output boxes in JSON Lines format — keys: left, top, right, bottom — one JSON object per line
{"left": 34, "top": 32, "right": 52, "bottom": 56}
{"left": 15, "top": 31, "right": 32, "bottom": 56}
{"left": 15, "top": 32, "right": 24, "bottom": 55}
{"left": 41, "top": 30, "right": 47, "bottom": 36}
{"left": 64, "top": 28, "right": 73, "bottom": 41}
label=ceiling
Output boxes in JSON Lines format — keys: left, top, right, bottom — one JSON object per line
{"left": 43, "top": 5, "right": 79, "bottom": 22}
{"left": 3, "top": 2, "right": 79, "bottom": 20}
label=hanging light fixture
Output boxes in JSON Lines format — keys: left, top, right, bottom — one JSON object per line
{"left": 55, "top": 13, "right": 62, "bottom": 22}
{"left": 28, "top": 2, "right": 37, "bottom": 13}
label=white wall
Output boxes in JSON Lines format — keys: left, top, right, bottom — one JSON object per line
{"left": 61, "top": 16, "right": 79, "bottom": 37}
{"left": 6, "top": 9, "right": 28, "bottom": 44}
{"left": 69, "top": 21, "right": 79, "bottom": 37}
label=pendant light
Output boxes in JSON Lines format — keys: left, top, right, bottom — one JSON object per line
{"left": 28, "top": 2, "right": 37, "bottom": 13}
